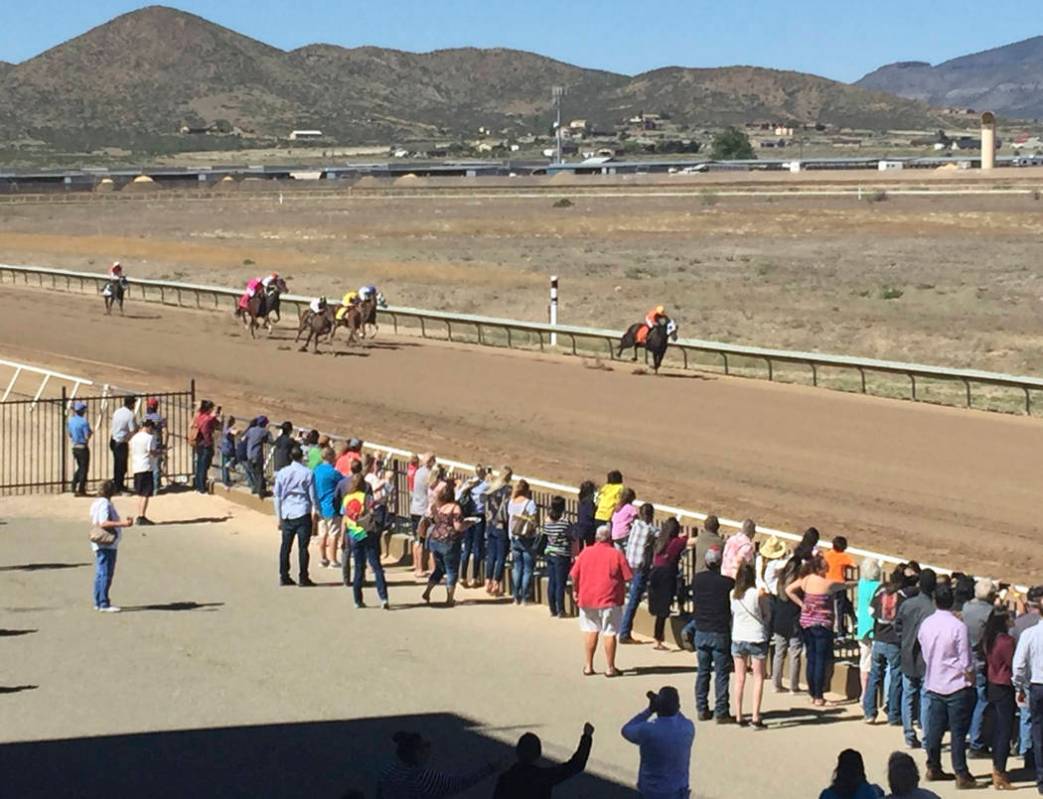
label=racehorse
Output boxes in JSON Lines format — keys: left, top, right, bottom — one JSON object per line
{"left": 618, "top": 317, "right": 679, "bottom": 373}
{"left": 361, "top": 292, "right": 387, "bottom": 338}
{"left": 235, "top": 278, "right": 287, "bottom": 338}
{"left": 330, "top": 296, "right": 375, "bottom": 347}
{"left": 102, "top": 276, "right": 129, "bottom": 315}
{"left": 295, "top": 306, "right": 335, "bottom": 353}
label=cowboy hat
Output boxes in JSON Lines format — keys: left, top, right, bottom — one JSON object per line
{"left": 758, "top": 535, "right": 788, "bottom": 561}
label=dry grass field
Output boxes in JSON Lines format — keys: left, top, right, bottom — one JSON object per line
{"left": 3, "top": 189, "right": 1043, "bottom": 375}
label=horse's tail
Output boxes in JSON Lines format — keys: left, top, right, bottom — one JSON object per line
{"left": 618, "top": 323, "right": 638, "bottom": 353}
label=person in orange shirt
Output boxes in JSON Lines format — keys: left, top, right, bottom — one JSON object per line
{"left": 822, "top": 536, "right": 858, "bottom": 637}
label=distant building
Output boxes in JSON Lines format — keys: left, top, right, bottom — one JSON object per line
{"left": 289, "top": 130, "right": 323, "bottom": 141}
{"left": 568, "top": 119, "right": 589, "bottom": 131}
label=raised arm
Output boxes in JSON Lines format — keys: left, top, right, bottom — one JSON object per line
{"left": 545, "top": 723, "right": 594, "bottom": 786}
{"left": 621, "top": 709, "right": 651, "bottom": 744}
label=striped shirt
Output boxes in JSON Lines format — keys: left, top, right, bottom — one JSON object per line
{"left": 800, "top": 592, "right": 835, "bottom": 630}
{"left": 543, "top": 519, "right": 572, "bottom": 557}
{"left": 377, "top": 760, "right": 495, "bottom": 799}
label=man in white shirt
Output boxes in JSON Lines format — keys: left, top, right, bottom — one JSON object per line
{"left": 621, "top": 686, "right": 695, "bottom": 799}
{"left": 109, "top": 396, "right": 138, "bottom": 493}
{"left": 129, "top": 419, "right": 157, "bottom": 525}
{"left": 1013, "top": 619, "right": 1043, "bottom": 792}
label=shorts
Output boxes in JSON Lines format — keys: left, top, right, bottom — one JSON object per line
{"left": 410, "top": 514, "right": 424, "bottom": 540}
{"left": 133, "top": 471, "right": 154, "bottom": 497}
{"left": 731, "top": 640, "right": 768, "bottom": 659}
{"left": 858, "top": 640, "right": 873, "bottom": 673}
{"left": 319, "top": 516, "right": 342, "bottom": 537}
{"left": 578, "top": 606, "right": 622, "bottom": 636}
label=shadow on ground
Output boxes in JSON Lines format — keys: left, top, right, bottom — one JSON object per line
{"left": 121, "top": 601, "right": 224, "bottom": 613}
{"left": 0, "top": 712, "right": 633, "bottom": 798}
{"left": 0, "top": 562, "right": 89, "bottom": 572}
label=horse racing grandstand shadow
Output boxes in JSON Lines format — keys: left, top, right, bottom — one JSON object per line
{"left": 0, "top": 712, "right": 633, "bottom": 798}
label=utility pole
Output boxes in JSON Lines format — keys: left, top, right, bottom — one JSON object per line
{"left": 549, "top": 275, "right": 559, "bottom": 346}
{"left": 552, "top": 86, "right": 565, "bottom": 164}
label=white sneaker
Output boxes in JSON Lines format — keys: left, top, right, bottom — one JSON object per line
{"left": 100, "top": 606, "right": 122, "bottom": 613}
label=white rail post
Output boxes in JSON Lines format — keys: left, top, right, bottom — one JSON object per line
{"left": 549, "top": 275, "right": 559, "bottom": 347}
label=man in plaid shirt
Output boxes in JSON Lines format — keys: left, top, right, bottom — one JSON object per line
{"left": 619, "top": 503, "right": 659, "bottom": 644}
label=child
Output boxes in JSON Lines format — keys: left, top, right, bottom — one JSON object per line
{"left": 823, "top": 536, "right": 857, "bottom": 637}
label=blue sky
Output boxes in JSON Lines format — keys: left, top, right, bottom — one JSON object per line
{"left": 0, "top": 1, "right": 1036, "bottom": 82}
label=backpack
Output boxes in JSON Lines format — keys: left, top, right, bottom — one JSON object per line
{"left": 877, "top": 588, "right": 899, "bottom": 624}
{"left": 187, "top": 420, "right": 200, "bottom": 446}
{"left": 235, "top": 435, "right": 248, "bottom": 463}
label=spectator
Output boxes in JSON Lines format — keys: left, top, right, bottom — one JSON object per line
{"left": 410, "top": 453, "right": 435, "bottom": 579}
{"left": 243, "top": 416, "right": 272, "bottom": 497}
{"left": 89, "top": 479, "right": 133, "bottom": 612}
{"left": 918, "top": 584, "right": 976, "bottom": 788}
{"left": 190, "top": 399, "right": 220, "bottom": 494}
{"left": 572, "top": 480, "right": 598, "bottom": 548}
{"left": 508, "top": 479, "right": 539, "bottom": 605}
{"left": 493, "top": 723, "right": 594, "bottom": 799}
{"left": 273, "top": 445, "right": 317, "bottom": 588}
{"left": 67, "top": 400, "right": 92, "bottom": 496}
{"left": 620, "top": 502, "right": 659, "bottom": 644}
{"left": 856, "top": 559, "right": 883, "bottom": 704}
{"left": 342, "top": 473, "right": 389, "bottom": 610}
{"left": 984, "top": 611, "right": 1015, "bottom": 789}
{"left": 721, "top": 518, "right": 756, "bottom": 580}
{"left": 543, "top": 495, "right": 573, "bottom": 619}
{"left": 1014, "top": 586, "right": 1043, "bottom": 771}
{"left": 128, "top": 419, "right": 158, "bottom": 525}
{"left": 786, "top": 553, "right": 848, "bottom": 707}
{"left": 895, "top": 569, "right": 937, "bottom": 749}
{"left": 406, "top": 453, "right": 419, "bottom": 493}
{"left": 795, "top": 527, "right": 821, "bottom": 563}
{"left": 771, "top": 550, "right": 804, "bottom": 694}
{"left": 457, "top": 466, "right": 488, "bottom": 589}
{"left": 863, "top": 566, "right": 902, "bottom": 726}
{"left": 219, "top": 415, "right": 239, "bottom": 487}
{"left": 422, "top": 483, "right": 468, "bottom": 607}
{"left": 731, "top": 561, "right": 768, "bottom": 728}
{"left": 303, "top": 429, "right": 321, "bottom": 468}
{"left": 143, "top": 397, "right": 166, "bottom": 494}
{"left": 484, "top": 467, "right": 513, "bottom": 596}
{"left": 610, "top": 487, "right": 638, "bottom": 550}
{"left": 313, "top": 447, "right": 343, "bottom": 569}
{"left": 694, "top": 515, "right": 724, "bottom": 576}
{"left": 376, "top": 731, "right": 498, "bottom": 799}
{"left": 824, "top": 536, "right": 857, "bottom": 637}
{"left": 109, "top": 395, "right": 137, "bottom": 493}
{"left": 691, "top": 545, "right": 734, "bottom": 721}
{"left": 334, "top": 440, "right": 353, "bottom": 476}
{"left": 570, "top": 524, "right": 632, "bottom": 677}
{"left": 368, "top": 466, "right": 397, "bottom": 554}
{"left": 621, "top": 686, "right": 695, "bottom": 799}
{"left": 755, "top": 535, "right": 788, "bottom": 595}
{"left": 884, "top": 752, "right": 940, "bottom": 799}
{"left": 647, "top": 518, "right": 687, "bottom": 650}
{"left": 819, "top": 749, "right": 884, "bottom": 799}
{"left": 963, "top": 578, "right": 997, "bottom": 759}
{"left": 272, "top": 421, "right": 295, "bottom": 472}
{"left": 594, "top": 470, "right": 623, "bottom": 527}
{"left": 1014, "top": 601, "right": 1043, "bottom": 793}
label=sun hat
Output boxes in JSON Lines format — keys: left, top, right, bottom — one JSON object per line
{"left": 758, "top": 536, "right": 788, "bottom": 561}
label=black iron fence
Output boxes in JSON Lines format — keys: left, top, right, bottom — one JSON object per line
{"left": 0, "top": 383, "right": 196, "bottom": 496}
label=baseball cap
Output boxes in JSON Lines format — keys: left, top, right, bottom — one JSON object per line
{"left": 72, "top": 400, "right": 88, "bottom": 412}
{"left": 704, "top": 545, "right": 723, "bottom": 566}
{"left": 349, "top": 437, "right": 362, "bottom": 448}
{"left": 146, "top": 397, "right": 159, "bottom": 409}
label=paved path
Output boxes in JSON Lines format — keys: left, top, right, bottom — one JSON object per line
{"left": 1, "top": 494, "right": 1022, "bottom": 798}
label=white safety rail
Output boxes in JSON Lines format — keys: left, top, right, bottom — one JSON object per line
{"left": 0, "top": 357, "right": 95, "bottom": 407}
{"left": 4, "top": 263, "right": 1043, "bottom": 414}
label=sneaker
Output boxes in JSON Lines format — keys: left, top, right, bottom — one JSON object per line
{"left": 863, "top": 715, "right": 877, "bottom": 725}
{"left": 331, "top": 560, "right": 342, "bottom": 568}
{"left": 906, "top": 738, "right": 922, "bottom": 750}
{"left": 749, "top": 719, "right": 767, "bottom": 731}
{"left": 381, "top": 601, "right": 390, "bottom": 610}
{"left": 320, "top": 559, "right": 330, "bottom": 568}
{"left": 100, "top": 606, "right": 122, "bottom": 613}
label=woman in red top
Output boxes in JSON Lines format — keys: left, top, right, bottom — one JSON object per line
{"left": 984, "top": 611, "right": 1015, "bottom": 790}
{"left": 647, "top": 518, "right": 688, "bottom": 650}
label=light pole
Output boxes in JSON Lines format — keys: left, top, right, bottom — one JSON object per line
{"left": 549, "top": 275, "right": 559, "bottom": 346}
{"left": 552, "top": 86, "right": 565, "bottom": 164}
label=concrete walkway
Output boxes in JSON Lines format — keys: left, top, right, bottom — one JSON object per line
{"left": 0, "top": 494, "right": 1019, "bottom": 798}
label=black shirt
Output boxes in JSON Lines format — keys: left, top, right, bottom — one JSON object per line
{"left": 492, "top": 731, "right": 592, "bottom": 799}
{"left": 272, "top": 433, "right": 295, "bottom": 471}
{"left": 691, "top": 570, "right": 734, "bottom": 634}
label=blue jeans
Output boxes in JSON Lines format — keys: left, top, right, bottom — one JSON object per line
{"left": 246, "top": 457, "right": 265, "bottom": 496}
{"left": 279, "top": 515, "right": 311, "bottom": 582}
{"left": 1030, "top": 685, "right": 1043, "bottom": 789}
{"left": 428, "top": 537, "right": 462, "bottom": 589}
{"left": 968, "top": 665, "right": 989, "bottom": 751}
{"left": 511, "top": 538, "right": 537, "bottom": 603}
{"left": 902, "top": 673, "right": 927, "bottom": 745}
{"left": 1020, "top": 696, "right": 1033, "bottom": 756}
{"left": 193, "top": 444, "right": 213, "bottom": 493}
{"left": 546, "top": 554, "right": 571, "bottom": 616}
{"left": 694, "top": 630, "right": 731, "bottom": 717}
{"left": 863, "top": 640, "right": 903, "bottom": 722}
{"left": 93, "top": 548, "right": 117, "bottom": 608}
{"left": 459, "top": 519, "right": 485, "bottom": 582}
{"left": 350, "top": 533, "right": 388, "bottom": 605}
{"left": 803, "top": 625, "right": 833, "bottom": 700}
{"left": 620, "top": 569, "right": 649, "bottom": 639}
{"left": 220, "top": 452, "right": 237, "bottom": 487}
{"left": 924, "top": 687, "right": 974, "bottom": 775}
{"left": 485, "top": 525, "right": 508, "bottom": 581}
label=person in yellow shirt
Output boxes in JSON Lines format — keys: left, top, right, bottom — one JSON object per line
{"left": 336, "top": 290, "right": 359, "bottom": 321}
{"left": 594, "top": 470, "right": 624, "bottom": 524}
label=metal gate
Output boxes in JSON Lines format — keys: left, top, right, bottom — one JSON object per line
{"left": 0, "top": 384, "right": 195, "bottom": 496}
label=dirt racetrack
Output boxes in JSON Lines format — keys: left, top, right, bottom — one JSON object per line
{"left": 1, "top": 284, "right": 1040, "bottom": 581}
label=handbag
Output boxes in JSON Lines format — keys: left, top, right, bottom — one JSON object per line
{"left": 89, "top": 524, "right": 117, "bottom": 546}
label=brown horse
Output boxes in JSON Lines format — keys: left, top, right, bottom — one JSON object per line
{"left": 330, "top": 296, "right": 375, "bottom": 347}
{"left": 235, "top": 278, "right": 287, "bottom": 338}
{"left": 296, "top": 305, "right": 335, "bottom": 353}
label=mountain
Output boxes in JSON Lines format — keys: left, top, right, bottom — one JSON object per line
{"left": 0, "top": 5, "right": 949, "bottom": 152}
{"left": 857, "top": 37, "right": 1043, "bottom": 119}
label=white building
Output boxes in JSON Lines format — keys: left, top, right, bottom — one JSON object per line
{"left": 289, "top": 130, "right": 323, "bottom": 141}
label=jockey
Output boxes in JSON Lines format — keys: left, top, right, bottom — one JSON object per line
{"left": 309, "top": 296, "right": 328, "bottom": 314}
{"left": 645, "top": 305, "right": 667, "bottom": 329}
{"left": 358, "top": 284, "right": 378, "bottom": 302}
{"left": 336, "top": 290, "right": 359, "bottom": 321}
{"left": 109, "top": 261, "right": 124, "bottom": 278}
{"left": 260, "top": 272, "right": 280, "bottom": 290}
{"left": 239, "top": 276, "right": 263, "bottom": 310}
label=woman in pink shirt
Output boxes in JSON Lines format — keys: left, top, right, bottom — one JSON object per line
{"left": 610, "top": 488, "right": 638, "bottom": 551}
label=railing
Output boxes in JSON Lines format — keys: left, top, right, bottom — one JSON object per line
{"left": 0, "top": 357, "right": 95, "bottom": 406}
{"left": 4, "top": 263, "right": 1043, "bottom": 414}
